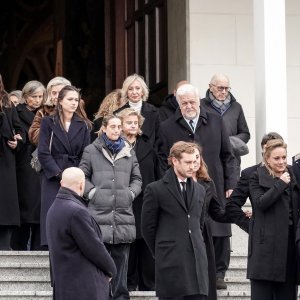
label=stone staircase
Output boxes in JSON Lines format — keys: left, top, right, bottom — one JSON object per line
{"left": 0, "top": 246, "right": 250, "bottom": 300}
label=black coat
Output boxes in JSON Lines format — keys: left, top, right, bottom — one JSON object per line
{"left": 292, "top": 155, "right": 300, "bottom": 187}
{"left": 133, "top": 135, "right": 158, "bottom": 238}
{"left": 47, "top": 187, "right": 117, "bottom": 300}
{"left": 141, "top": 168, "right": 208, "bottom": 297}
{"left": 0, "top": 107, "right": 25, "bottom": 226}
{"left": 198, "top": 179, "right": 231, "bottom": 300}
{"left": 157, "top": 108, "right": 236, "bottom": 236}
{"left": 225, "top": 164, "right": 259, "bottom": 232}
{"left": 159, "top": 94, "right": 178, "bottom": 121}
{"left": 247, "top": 165, "right": 300, "bottom": 283}
{"left": 38, "top": 114, "right": 90, "bottom": 245}
{"left": 201, "top": 91, "right": 250, "bottom": 179}
{"left": 16, "top": 103, "right": 41, "bottom": 223}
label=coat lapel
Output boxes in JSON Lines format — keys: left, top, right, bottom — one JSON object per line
{"left": 163, "top": 169, "right": 188, "bottom": 212}
{"left": 67, "top": 115, "right": 86, "bottom": 143}
{"left": 135, "top": 136, "right": 152, "bottom": 162}
{"left": 50, "top": 116, "right": 72, "bottom": 154}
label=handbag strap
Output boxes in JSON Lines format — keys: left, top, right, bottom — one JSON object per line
{"left": 49, "top": 131, "right": 53, "bottom": 154}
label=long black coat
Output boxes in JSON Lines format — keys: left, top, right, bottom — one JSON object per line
{"left": 133, "top": 135, "right": 158, "bottom": 238}
{"left": 47, "top": 187, "right": 117, "bottom": 300}
{"left": 0, "top": 107, "right": 25, "bottom": 226}
{"left": 201, "top": 91, "right": 250, "bottom": 179}
{"left": 157, "top": 108, "right": 236, "bottom": 236}
{"left": 198, "top": 179, "right": 231, "bottom": 300}
{"left": 141, "top": 168, "right": 208, "bottom": 297}
{"left": 248, "top": 165, "right": 300, "bottom": 283}
{"left": 225, "top": 164, "right": 259, "bottom": 232}
{"left": 16, "top": 103, "right": 41, "bottom": 223}
{"left": 38, "top": 114, "right": 90, "bottom": 245}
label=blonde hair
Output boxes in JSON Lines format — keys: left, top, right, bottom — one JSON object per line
{"left": 44, "top": 76, "right": 71, "bottom": 106}
{"left": 168, "top": 141, "right": 196, "bottom": 166}
{"left": 263, "top": 139, "right": 287, "bottom": 176}
{"left": 94, "top": 89, "right": 122, "bottom": 120}
{"left": 121, "top": 74, "right": 149, "bottom": 102}
{"left": 117, "top": 108, "right": 144, "bottom": 136}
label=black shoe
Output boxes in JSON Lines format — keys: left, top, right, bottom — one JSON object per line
{"left": 128, "top": 286, "right": 136, "bottom": 292}
{"left": 216, "top": 278, "right": 227, "bottom": 290}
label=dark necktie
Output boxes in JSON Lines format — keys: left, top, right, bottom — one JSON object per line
{"left": 189, "top": 120, "right": 194, "bottom": 132}
{"left": 180, "top": 181, "right": 188, "bottom": 209}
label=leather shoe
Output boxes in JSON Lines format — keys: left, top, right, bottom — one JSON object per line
{"left": 216, "top": 278, "right": 227, "bottom": 290}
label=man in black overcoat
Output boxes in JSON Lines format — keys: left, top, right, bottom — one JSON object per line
{"left": 46, "top": 167, "right": 117, "bottom": 300}
{"left": 157, "top": 83, "right": 236, "bottom": 288}
{"left": 142, "top": 141, "right": 208, "bottom": 299}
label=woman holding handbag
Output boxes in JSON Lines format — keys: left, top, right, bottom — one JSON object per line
{"left": 38, "top": 85, "right": 91, "bottom": 247}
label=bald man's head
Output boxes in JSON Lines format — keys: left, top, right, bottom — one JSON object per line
{"left": 61, "top": 167, "right": 85, "bottom": 196}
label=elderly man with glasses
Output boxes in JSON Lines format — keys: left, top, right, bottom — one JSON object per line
{"left": 201, "top": 73, "right": 250, "bottom": 290}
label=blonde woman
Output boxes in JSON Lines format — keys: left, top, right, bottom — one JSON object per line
{"left": 115, "top": 74, "right": 160, "bottom": 152}
{"left": 249, "top": 139, "right": 300, "bottom": 300}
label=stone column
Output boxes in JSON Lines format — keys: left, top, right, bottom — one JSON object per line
{"left": 253, "top": 0, "right": 287, "bottom": 161}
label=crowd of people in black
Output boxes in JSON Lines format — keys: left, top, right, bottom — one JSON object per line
{"left": 1, "top": 71, "right": 300, "bottom": 300}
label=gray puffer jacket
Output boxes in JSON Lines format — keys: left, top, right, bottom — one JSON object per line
{"left": 79, "top": 137, "right": 142, "bottom": 244}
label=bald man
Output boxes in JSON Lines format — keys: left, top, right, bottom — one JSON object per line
{"left": 46, "top": 167, "right": 116, "bottom": 300}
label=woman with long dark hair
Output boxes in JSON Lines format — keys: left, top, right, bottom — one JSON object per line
{"left": 38, "top": 85, "right": 91, "bottom": 247}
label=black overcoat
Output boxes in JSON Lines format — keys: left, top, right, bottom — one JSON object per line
{"left": 157, "top": 108, "right": 236, "bottom": 236}
{"left": 201, "top": 91, "right": 250, "bottom": 179}
{"left": 247, "top": 165, "right": 300, "bottom": 283}
{"left": 16, "top": 103, "right": 41, "bottom": 223}
{"left": 141, "top": 169, "right": 208, "bottom": 297}
{"left": 0, "top": 107, "right": 25, "bottom": 226}
{"left": 198, "top": 179, "right": 230, "bottom": 300}
{"left": 225, "top": 164, "right": 259, "bottom": 232}
{"left": 133, "top": 135, "right": 158, "bottom": 238}
{"left": 38, "top": 114, "right": 90, "bottom": 245}
{"left": 46, "top": 187, "right": 117, "bottom": 300}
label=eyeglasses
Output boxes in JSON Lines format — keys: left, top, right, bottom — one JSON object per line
{"left": 211, "top": 84, "right": 231, "bottom": 92}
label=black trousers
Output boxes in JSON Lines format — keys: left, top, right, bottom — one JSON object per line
{"left": 0, "top": 226, "right": 13, "bottom": 250}
{"left": 212, "top": 236, "right": 230, "bottom": 279}
{"left": 10, "top": 223, "right": 42, "bottom": 250}
{"left": 105, "top": 243, "right": 130, "bottom": 300}
{"left": 127, "top": 238, "right": 155, "bottom": 291}
{"left": 250, "top": 226, "right": 298, "bottom": 300}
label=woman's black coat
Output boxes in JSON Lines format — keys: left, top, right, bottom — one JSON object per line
{"left": 248, "top": 165, "right": 300, "bottom": 283}
{"left": 198, "top": 179, "right": 231, "bottom": 300}
{"left": 38, "top": 114, "right": 90, "bottom": 245}
{"left": 16, "top": 103, "right": 41, "bottom": 223}
{"left": 0, "top": 107, "right": 25, "bottom": 226}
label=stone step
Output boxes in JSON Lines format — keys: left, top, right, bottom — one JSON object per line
{"left": 0, "top": 252, "right": 49, "bottom": 264}
{"left": 0, "top": 276, "right": 51, "bottom": 291}
{"left": 0, "top": 263, "right": 49, "bottom": 277}
{"left": 0, "top": 291, "right": 51, "bottom": 300}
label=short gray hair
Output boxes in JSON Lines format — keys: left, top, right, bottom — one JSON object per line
{"left": 176, "top": 84, "right": 200, "bottom": 102}
{"left": 210, "top": 73, "right": 230, "bottom": 85}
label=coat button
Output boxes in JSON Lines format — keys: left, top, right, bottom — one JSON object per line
{"left": 188, "top": 214, "right": 190, "bottom": 218}
{"left": 112, "top": 179, "right": 115, "bottom": 181}
{"left": 189, "top": 230, "right": 191, "bottom": 234}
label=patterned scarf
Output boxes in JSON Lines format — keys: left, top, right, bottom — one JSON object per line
{"left": 102, "top": 133, "right": 125, "bottom": 155}
{"left": 209, "top": 91, "right": 232, "bottom": 116}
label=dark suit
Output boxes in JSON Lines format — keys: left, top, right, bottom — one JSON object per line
{"left": 47, "top": 187, "right": 117, "bottom": 300}
{"left": 141, "top": 168, "right": 208, "bottom": 298}
{"left": 38, "top": 114, "right": 90, "bottom": 245}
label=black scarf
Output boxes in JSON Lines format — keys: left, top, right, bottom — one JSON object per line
{"left": 102, "top": 133, "right": 125, "bottom": 155}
